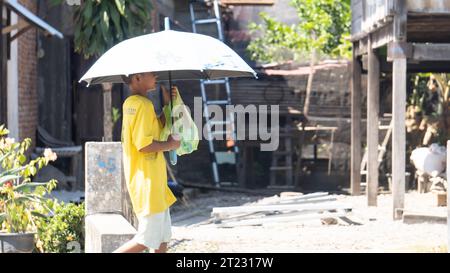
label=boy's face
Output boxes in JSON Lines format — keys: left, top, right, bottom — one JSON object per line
{"left": 133, "top": 72, "right": 158, "bottom": 92}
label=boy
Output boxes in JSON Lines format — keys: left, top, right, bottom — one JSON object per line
{"left": 114, "top": 72, "right": 180, "bottom": 253}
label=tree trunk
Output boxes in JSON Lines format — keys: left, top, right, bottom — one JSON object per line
{"left": 303, "top": 49, "right": 317, "bottom": 117}
{"left": 102, "top": 83, "right": 113, "bottom": 142}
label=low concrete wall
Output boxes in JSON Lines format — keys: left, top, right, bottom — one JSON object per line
{"left": 84, "top": 142, "right": 137, "bottom": 253}
{"left": 85, "top": 214, "right": 136, "bottom": 253}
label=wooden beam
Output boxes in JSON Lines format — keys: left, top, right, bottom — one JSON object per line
{"left": 367, "top": 36, "right": 379, "bottom": 206}
{"left": 1, "top": 20, "right": 28, "bottom": 35}
{"left": 380, "top": 59, "right": 450, "bottom": 73}
{"left": 216, "top": 211, "right": 347, "bottom": 227}
{"left": 412, "top": 44, "right": 450, "bottom": 61}
{"left": 212, "top": 202, "right": 352, "bottom": 215}
{"left": 393, "top": 0, "right": 407, "bottom": 41}
{"left": 392, "top": 0, "right": 407, "bottom": 221}
{"left": 371, "top": 22, "right": 394, "bottom": 49}
{"left": 392, "top": 58, "right": 406, "bottom": 220}
{"left": 387, "top": 41, "right": 412, "bottom": 61}
{"left": 351, "top": 44, "right": 362, "bottom": 196}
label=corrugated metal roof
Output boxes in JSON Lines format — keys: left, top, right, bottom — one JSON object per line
{"left": 5, "top": 0, "right": 63, "bottom": 39}
{"left": 263, "top": 61, "right": 349, "bottom": 76}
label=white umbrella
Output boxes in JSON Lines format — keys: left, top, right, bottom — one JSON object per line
{"left": 79, "top": 18, "right": 257, "bottom": 165}
{"left": 79, "top": 21, "right": 256, "bottom": 85}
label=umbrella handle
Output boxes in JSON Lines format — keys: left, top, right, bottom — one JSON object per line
{"left": 169, "top": 71, "right": 177, "bottom": 165}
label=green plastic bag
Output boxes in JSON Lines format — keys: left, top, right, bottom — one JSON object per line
{"left": 160, "top": 88, "right": 199, "bottom": 156}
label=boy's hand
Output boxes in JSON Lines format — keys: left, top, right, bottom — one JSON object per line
{"left": 167, "top": 134, "right": 181, "bottom": 150}
{"left": 162, "top": 85, "right": 178, "bottom": 106}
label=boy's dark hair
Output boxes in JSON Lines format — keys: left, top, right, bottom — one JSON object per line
{"left": 121, "top": 74, "right": 134, "bottom": 85}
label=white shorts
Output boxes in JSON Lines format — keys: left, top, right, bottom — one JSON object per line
{"left": 132, "top": 209, "right": 172, "bottom": 250}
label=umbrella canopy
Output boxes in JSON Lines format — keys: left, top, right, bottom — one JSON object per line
{"left": 79, "top": 29, "right": 257, "bottom": 85}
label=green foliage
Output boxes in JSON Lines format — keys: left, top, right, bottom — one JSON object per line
{"left": 112, "top": 106, "right": 122, "bottom": 124}
{"left": 247, "top": 13, "right": 307, "bottom": 63}
{"left": 247, "top": 0, "right": 351, "bottom": 64}
{"left": 51, "top": 0, "right": 153, "bottom": 59}
{"left": 406, "top": 74, "right": 450, "bottom": 146}
{"left": 35, "top": 200, "right": 85, "bottom": 253}
{"left": 0, "top": 125, "right": 58, "bottom": 233}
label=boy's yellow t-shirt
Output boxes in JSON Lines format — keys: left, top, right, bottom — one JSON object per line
{"left": 121, "top": 94, "right": 176, "bottom": 217}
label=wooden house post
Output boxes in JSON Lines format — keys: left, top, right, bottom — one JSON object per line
{"left": 367, "top": 36, "right": 380, "bottom": 206}
{"left": 351, "top": 44, "right": 362, "bottom": 196}
{"left": 392, "top": 0, "right": 407, "bottom": 220}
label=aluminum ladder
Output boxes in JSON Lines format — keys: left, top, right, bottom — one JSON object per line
{"left": 189, "top": 0, "right": 239, "bottom": 187}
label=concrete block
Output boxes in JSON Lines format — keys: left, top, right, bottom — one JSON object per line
{"left": 85, "top": 214, "right": 137, "bottom": 253}
{"left": 403, "top": 211, "right": 447, "bottom": 225}
{"left": 85, "top": 142, "right": 123, "bottom": 215}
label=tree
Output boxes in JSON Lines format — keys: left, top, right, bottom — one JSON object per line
{"left": 51, "top": 0, "right": 153, "bottom": 141}
{"left": 247, "top": 0, "right": 351, "bottom": 117}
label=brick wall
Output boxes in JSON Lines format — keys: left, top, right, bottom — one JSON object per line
{"left": 17, "top": 0, "right": 38, "bottom": 147}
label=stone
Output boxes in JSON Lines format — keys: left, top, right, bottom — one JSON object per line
{"left": 85, "top": 214, "right": 137, "bottom": 253}
{"left": 85, "top": 142, "right": 123, "bottom": 215}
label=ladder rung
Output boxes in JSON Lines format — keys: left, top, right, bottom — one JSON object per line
{"left": 194, "top": 18, "right": 220, "bottom": 25}
{"left": 219, "top": 181, "right": 237, "bottom": 186}
{"left": 208, "top": 120, "right": 232, "bottom": 125}
{"left": 273, "top": 151, "right": 292, "bottom": 155}
{"left": 203, "top": 79, "right": 227, "bottom": 85}
{"left": 216, "top": 151, "right": 236, "bottom": 164}
{"left": 211, "top": 130, "right": 232, "bottom": 135}
{"left": 270, "top": 166, "right": 293, "bottom": 171}
{"left": 206, "top": 100, "right": 229, "bottom": 105}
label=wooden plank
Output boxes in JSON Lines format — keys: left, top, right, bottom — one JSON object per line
{"left": 392, "top": 58, "right": 406, "bottom": 220}
{"left": 256, "top": 195, "right": 336, "bottom": 206}
{"left": 407, "top": 0, "right": 450, "bottom": 13}
{"left": 367, "top": 36, "right": 380, "bottom": 206}
{"left": 212, "top": 202, "right": 352, "bottom": 215}
{"left": 351, "top": 44, "right": 362, "bottom": 196}
{"left": 393, "top": 0, "right": 407, "bottom": 42}
{"left": 277, "top": 196, "right": 337, "bottom": 205}
{"left": 371, "top": 22, "right": 394, "bottom": 48}
{"left": 351, "top": 0, "right": 363, "bottom": 36}
{"left": 412, "top": 44, "right": 450, "bottom": 61}
{"left": 280, "top": 192, "right": 329, "bottom": 201}
{"left": 216, "top": 211, "right": 347, "bottom": 227}
{"left": 387, "top": 41, "right": 413, "bottom": 60}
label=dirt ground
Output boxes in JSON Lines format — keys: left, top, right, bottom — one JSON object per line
{"left": 168, "top": 190, "right": 448, "bottom": 253}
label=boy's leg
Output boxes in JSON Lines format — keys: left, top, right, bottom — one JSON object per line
{"left": 113, "top": 240, "right": 148, "bottom": 253}
{"left": 155, "top": 242, "right": 168, "bottom": 253}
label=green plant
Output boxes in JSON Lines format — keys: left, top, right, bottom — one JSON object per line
{"left": 406, "top": 74, "right": 450, "bottom": 146}
{"left": 50, "top": 0, "right": 153, "bottom": 141}
{"left": 50, "top": 0, "right": 153, "bottom": 59}
{"left": 247, "top": 0, "right": 351, "bottom": 64}
{"left": 112, "top": 106, "right": 122, "bottom": 126}
{"left": 35, "top": 200, "right": 85, "bottom": 253}
{"left": 0, "top": 125, "right": 58, "bottom": 233}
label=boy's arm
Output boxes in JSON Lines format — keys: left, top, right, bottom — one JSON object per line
{"left": 139, "top": 135, "right": 180, "bottom": 153}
